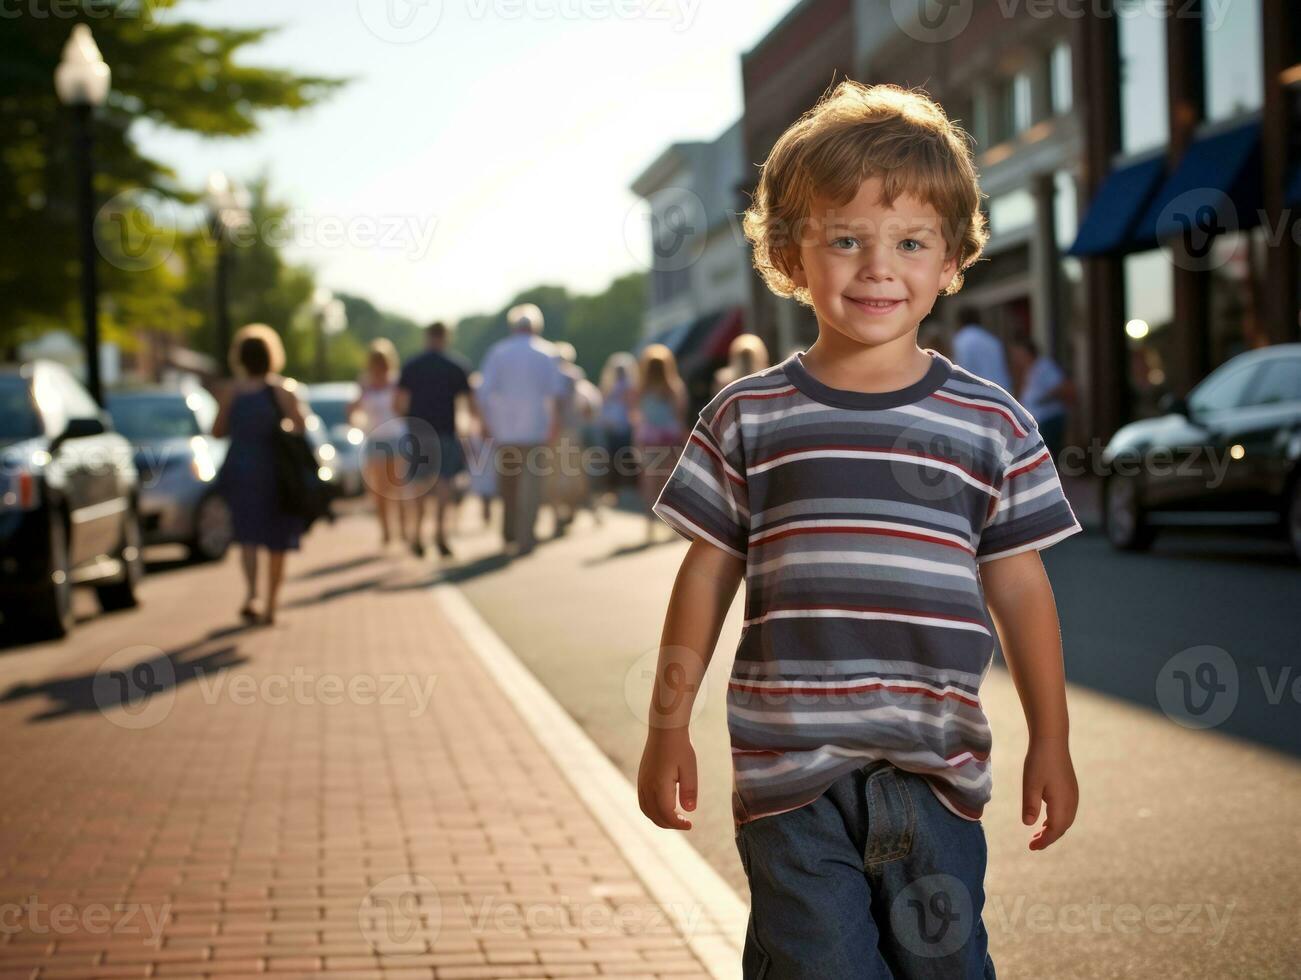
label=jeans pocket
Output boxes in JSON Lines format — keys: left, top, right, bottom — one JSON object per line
{"left": 863, "top": 766, "right": 916, "bottom": 871}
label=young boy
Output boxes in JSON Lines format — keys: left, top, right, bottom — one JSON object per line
{"left": 637, "top": 81, "right": 1082, "bottom": 978}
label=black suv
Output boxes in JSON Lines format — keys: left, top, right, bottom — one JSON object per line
{"left": 0, "top": 360, "right": 143, "bottom": 638}
{"left": 1101, "top": 344, "right": 1301, "bottom": 560}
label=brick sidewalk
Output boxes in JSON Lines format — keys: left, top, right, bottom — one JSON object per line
{"left": 0, "top": 513, "right": 718, "bottom": 980}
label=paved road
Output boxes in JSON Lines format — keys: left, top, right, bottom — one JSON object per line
{"left": 443, "top": 492, "right": 1301, "bottom": 980}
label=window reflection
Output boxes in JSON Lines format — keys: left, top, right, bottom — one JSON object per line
{"left": 1117, "top": 0, "right": 1169, "bottom": 155}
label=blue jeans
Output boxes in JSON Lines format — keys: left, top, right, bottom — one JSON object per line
{"left": 734, "top": 760, "right": 996, "bottom": 979}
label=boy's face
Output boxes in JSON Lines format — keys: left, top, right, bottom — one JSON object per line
{"left": 790, "top": 176, "right": 958, "bottom": 351}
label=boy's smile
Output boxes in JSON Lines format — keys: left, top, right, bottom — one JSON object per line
{"left": 790, "top": 176, "right": 958, "bottom": 370}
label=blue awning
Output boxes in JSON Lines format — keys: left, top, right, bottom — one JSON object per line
{"left": 1134, "top": 118, "right": 1262, "bottom": 243}
{"left": 1066, "top": 155, "right": 1167, "bottom": 257}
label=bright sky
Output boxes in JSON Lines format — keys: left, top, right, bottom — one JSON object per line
{"left": 134, "top": 0, "right": 800, "bottom": 323}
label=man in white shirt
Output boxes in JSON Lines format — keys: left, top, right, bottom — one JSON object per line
{"left": 950, "top": 307, "right": 1012, "bottom": 392}
{"left": 478, "top": 303, "right": 568, "bottom": 556}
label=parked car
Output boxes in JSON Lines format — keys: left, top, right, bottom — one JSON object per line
{"left": 105, "top": 386, "right": 233, "bottom": 563}
{"left": 0, "top": 361, "right": 143, "bottom": 639}
{"left": 302, "top": 382, "right": 364, "bottom": 497}
{"left": 1101, "top": 343, "right": 1301, "bottom": 560}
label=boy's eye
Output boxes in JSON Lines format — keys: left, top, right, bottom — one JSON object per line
{"left": 899, "top": 239, "right": 925, "bottom": 253}
{"left": 830, "top": 236, "right": 859, "bottom": 250}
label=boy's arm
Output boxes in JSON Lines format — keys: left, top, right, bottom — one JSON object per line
{"left": 980, "top": 549, "right": 1079, "bottom": 851}
{"left": 639, "top": 539, "right": 744, "bottom": 831}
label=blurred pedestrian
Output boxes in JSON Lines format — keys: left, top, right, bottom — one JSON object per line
{"left": 712, "top": 333, "right": 770, "bottom": 396}
{"left": 212, "top": 323, "right": 306, "bottom": 627}
{"left": 477, "top": 303, "right": 568, "bottom": 557}
{"left": 951, "top": 305, "right": 1012, "bottom": 390}
{"left": 918, "top": 318, "right": 952, "bottom": 360}
{"left": 598, "top": 352, "right": 637, "bottom": 501}
{"left": 546, "top": 341, "right": 591, "bottom": 536}
{"left": 632, "top": 344, "right": 688, "bottom": 543}
{"left": 348, "top": 338, "right": 407, "bottom": 548}
{"left": 1009, "top": 334, "right": 1075, "bottom": 463}
{"left": 395, "top": 322, "right": 478, "bottom": 559}
{"left": 464, "top": 371, "right": 497, "bottom": 528}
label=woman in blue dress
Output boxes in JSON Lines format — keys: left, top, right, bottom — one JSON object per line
{"left": 212, "top": 324, "right": 307, "bottom": 626}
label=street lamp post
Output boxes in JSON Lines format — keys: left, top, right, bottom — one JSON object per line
{"left": 55, "top": 24, "right": 111, "bottom": 405}
{"left": 311, "top": 287, "right": 347, "bottom": 381}
{"left": 205, "top": 172, "right": 250, "bottom": 374}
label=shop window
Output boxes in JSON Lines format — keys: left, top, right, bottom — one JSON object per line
{"left": 1049, "top": 41, "right": 1072, "bottom": 115}
{"left": 1203, "top": 0, "right": 1263, "bottom": 121}
{"left": 1117, "top": 0, "right": 1169, "bottom": 155}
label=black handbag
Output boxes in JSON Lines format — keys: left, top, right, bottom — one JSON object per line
{"left": 265, "top": 384, "right": 331, "bottom": 528}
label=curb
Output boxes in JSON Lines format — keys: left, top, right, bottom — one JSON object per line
{"left": 430, "top": 582, "right": 747, "bottom": 980}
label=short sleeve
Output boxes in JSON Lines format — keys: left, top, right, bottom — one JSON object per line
{"left": 651, "top": 391, "right": 749, "bottom": 561}
{"left": 976, "top": 419, "right": 1082, "bottom": 563}
{"left": 397, "top": 361, "right": 415, "bottom": 392}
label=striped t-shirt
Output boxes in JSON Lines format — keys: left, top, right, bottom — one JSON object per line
{"left": 651, "top": 347, "right": 1082, "bottom": 827}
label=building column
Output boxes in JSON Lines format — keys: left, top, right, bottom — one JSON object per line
{"left": 1030, "top": 172, "right": 1062, "bottom": 362}
{"left": 1164, "top": 0, "right": 1210, "bottom": 394}
{"left": 1078, "top": 9, "right": 1129, "bottom": 443}
{"left": 1261, "top": 0, "right": 1300, "bottom": 344}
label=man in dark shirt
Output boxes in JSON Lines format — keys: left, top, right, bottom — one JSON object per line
{"left": 395, "top": 321, "right": 479, "bottom": 558}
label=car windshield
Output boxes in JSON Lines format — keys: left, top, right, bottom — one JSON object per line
{"left": 0, "top": 377, "right": 40, "bottom": 442}
{"left": 310, "top": 398, "right": 350, "bottom": 430}
{"left": 108, "top": 396, "right": 200, "bottom": 441}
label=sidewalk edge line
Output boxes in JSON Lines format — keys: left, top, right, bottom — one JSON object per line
{"left": 430, "top": 581, "right": 746, "bottom": 980}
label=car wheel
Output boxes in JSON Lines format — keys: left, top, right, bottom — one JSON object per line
{"left": 1287, "top": 477, "right": 1301, "bottom": 563}
{"left": 26, "top": 512, "right": 75, "bottom": 639}
{"left": 96, "top": 506, "right": 143, "bottom": 612}
{"left": 189, "top": 494, "right": 233, "bottom": 563}
{"left": 1104, "top": 474, "right": 1155, "bottom": 551}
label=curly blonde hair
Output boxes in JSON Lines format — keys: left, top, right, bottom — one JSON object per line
{"left": 742, "top": 81, "right": 988, "bottom": 307}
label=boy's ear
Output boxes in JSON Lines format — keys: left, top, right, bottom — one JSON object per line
{"left": 938, "top": 251, "right": 959, "bottom": 294}
{"left": 788, "top": 250, "right": 807, "bottom": 288}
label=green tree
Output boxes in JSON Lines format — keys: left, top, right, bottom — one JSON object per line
{"left": 0, "top": 0, "right": 343, "bottom": 350}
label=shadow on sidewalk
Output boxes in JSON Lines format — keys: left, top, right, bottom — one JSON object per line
{"left": 0, "top": 629, "right": 250, "bottom": 724}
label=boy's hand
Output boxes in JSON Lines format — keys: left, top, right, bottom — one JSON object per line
{"left": 637, "top": 729, "right": 698, "bottom": 831}
{"left": 1022, "top": 735, "right": 1078, "bottom": 851}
